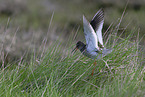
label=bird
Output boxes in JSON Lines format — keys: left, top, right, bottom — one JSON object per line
{"left": 72, "top": 9, "right": 112, "bottom": 75}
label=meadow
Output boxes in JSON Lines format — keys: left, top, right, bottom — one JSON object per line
{"left": 0, "top": 11, "right": 145, "bottom": 97}
{"left": 0, "top": 0, "right": 145, "bottom": 96}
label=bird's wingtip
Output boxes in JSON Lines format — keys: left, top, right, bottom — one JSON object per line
{"left": 83, "top": 15, "right": 86, "bottom": 20}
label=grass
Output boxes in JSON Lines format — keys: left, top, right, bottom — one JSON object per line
{"left": 0, "top": 24, "right": 145, "bottom": 97}
{"left": 0, "top": 8, "right": 145, "bottom": 97}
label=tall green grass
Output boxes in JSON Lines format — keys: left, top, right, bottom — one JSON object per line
{"left": 0, "top": 29, "right": 144, "bottom": 97}
{"left": 0, "top": 13, "right": 145, "bottom": 97}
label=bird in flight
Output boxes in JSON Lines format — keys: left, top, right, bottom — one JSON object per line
{"left": 72, "top": 9, "right": 112, "bottom": 75}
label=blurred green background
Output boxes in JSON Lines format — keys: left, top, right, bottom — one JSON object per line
{"left": 0, "top": 0, "right": 144, "bottom": 62}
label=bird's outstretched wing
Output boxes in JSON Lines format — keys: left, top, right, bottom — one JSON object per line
{"left": 90, "top": 9, "right": 104, "bottom": 48}
{"left": 83, "top": 15, "right": 99, "bottom": 52}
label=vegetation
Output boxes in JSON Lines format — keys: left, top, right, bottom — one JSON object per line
{"left": 0, "top": 0, "right": 145, "bottom": 96}
{"left": 0, "top": 15, "right": 145, "bottom": 97}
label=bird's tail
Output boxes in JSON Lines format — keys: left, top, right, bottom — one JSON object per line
{"left": 102, "top": 48, "right": 112, "bottom": 55}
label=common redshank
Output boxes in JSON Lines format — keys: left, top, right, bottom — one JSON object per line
{"left": 72, "top": 9, "right": 112, "bottom": 75}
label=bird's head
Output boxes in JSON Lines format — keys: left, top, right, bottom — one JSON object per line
{"left": 72, "top": 41, "right": 86, "bottom": 53}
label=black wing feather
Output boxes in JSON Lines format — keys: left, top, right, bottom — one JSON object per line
{"left": 90, "top": 9, "right": 104, "bottom": 32}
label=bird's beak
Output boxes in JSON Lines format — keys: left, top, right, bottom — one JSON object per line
{"left": 71, "top": 47, "right": 78, "bottom": 54}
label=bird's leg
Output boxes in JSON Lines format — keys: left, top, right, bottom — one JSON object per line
{"left": 91, "top": 61, "right": 97, "bottom": 75}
